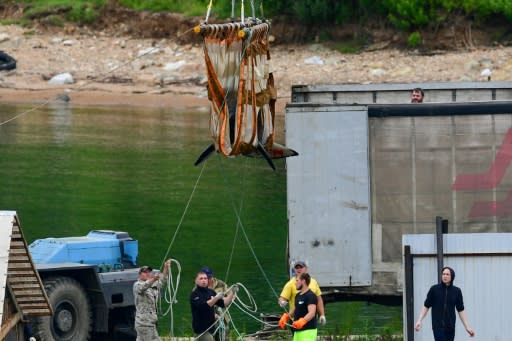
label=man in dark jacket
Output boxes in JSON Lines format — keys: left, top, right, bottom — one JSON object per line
{"left": 414, "top": 266, "right": 475, "bottom": 341}
{"left": 190, "top": 271, "right": 236, "bottom": 341}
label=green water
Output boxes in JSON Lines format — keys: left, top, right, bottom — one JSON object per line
{"left": 0, "top": 103, "right": 401, "bottom": 337}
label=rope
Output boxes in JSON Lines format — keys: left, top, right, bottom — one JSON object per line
{"left": 0, "top": 101, "right": 51, "bottom": 127}
{"left": 159, "top": 259, "right": 182, "bottom": 338}
{"left": 230, "top": 201, "right": 280, "bottom": 299}
{"left": 218, "top": 158, "right": 280, "bottom": 299}
{"left": 205, "top": 0, "right": 213, "bottom": 23}
{"left": 186, "top": 284, "right": 240, "bottom": 341}
{"left": 223, "top": 158, "right": 249, "bottom": 283}
{"left": 160, "top": 160, "right": 208, "bottom": 264}
{"left": 250, "top": 0, "right": 256, "bottom": 19}
{"left": 158, "top": 161, "right": 207, "bottom": 339}
{"left": 241, "top": 0, "right": 245, "bottom": 22}
{"left": 215, "top": 283, "right": 279, "bottom": 341}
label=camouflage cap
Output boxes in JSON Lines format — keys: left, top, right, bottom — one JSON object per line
{"left": 139, "top": 265, "right": 153, "bottom": 274}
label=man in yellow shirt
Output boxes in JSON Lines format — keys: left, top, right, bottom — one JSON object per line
{"left": 278, "top": 261, "right": 326, "bottom": 326}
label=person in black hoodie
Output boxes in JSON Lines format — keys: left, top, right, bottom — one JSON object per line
{"left": 414, "top": 266, "right": 475, "bottom": 341}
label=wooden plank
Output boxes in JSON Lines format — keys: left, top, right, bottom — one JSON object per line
{"left": 11, "top": 285, "right": 44, "bottom": 291}
{"left": 19, "top": 302, "right": 50, "bottom": 308}
{"left": 9, "top": 282, "right": 41, "bottom": 288}
{"left": 9, "top": 241, "right": 25, "bottom": 248}
{"left": 8, "top": 277, "right": 38, "bottom": 284}
{"left": 9, "top": 283, "right": 42, "bottom": 290}
{"left": 15, "top": 289, "right": 46, "bottom": 296}
{"left": 22, "top": 310, "right": 52, "bottom": 316}
{"left": 9, "top": 262, "right": 32, "bottom": 269}
{"left": 7, "top": 270, "right": 34, "bottom": 276}
{"left": 0, "top": 311, "right": 23, "bottom": 340}
{"left": 14, "top": 290, "right": 46, "bottom": 297}
{"left": 15, "top": 295, "right": 46, "bottom": 304}
{"left": 11, "top": 291, "right": 47, "bottom": 299}
{"left": 8, "top": 255, "right": 30, "bottom": 261}
{"left": 8, "top": 249, "right": 28, "bottom": 255}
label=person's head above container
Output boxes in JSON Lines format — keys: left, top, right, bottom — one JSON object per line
{"left": 411, "top": 88, "right": 424, "bottom": 103}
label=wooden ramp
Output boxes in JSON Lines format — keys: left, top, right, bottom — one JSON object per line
{"left": 0, "top": 211, "right": 52, "bottom": 339}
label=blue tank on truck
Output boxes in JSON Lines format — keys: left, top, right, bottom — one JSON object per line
{"left": 30, "top": 230, "right": 138, "bottom": 271}
{"left": 28, "top": 230, "right": 141, "bottom": 341}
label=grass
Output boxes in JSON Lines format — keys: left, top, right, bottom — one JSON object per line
{"left": 160, "top": 334, "right": 403, "bottom": 341}
{"left": 15, "top": 0, "right": 105, "bottom": 24}
{"left": 0, "top": 18, "right": 31, "bottom": 26}
{"left": 118, "top": 0, "right": 209, "bottom": 17}
{"left": 11, "top": 0, "right": 217, "bottom": 24}
{"left": 330, "top": 38, "right": 366, "bottom": 54}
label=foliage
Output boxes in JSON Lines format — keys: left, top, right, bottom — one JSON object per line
{"left": 67, "top": 2, "right": 102, "bottom": 23}
{"left": 7, "top": 0, "right": 512, "bottom": 32}
{"left": 292, "top": 0, "right": 341, "bottom": 25}
{"left": 0, "top": 18, "right": 31, "bottom": 26}
{"left": 382, "top": 0, "right": 512, "bottom": 30}
{"left": 382, "top": 0, "right": 432, "bottom": 30}
{"left": 407, "top": 31, "right": 422, "bottom": 48}
{"left": 14, "top": 0, "right": 105, "bottom": 24}
{"left": 331, "top": 38, "right": 366, "bottom": 53}
{"left": 118, "top": 0, "right": 207, "bottom": 16}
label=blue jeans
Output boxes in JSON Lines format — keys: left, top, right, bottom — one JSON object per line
{"left": 433, "top": 328, "right": 455, "bottom": 341}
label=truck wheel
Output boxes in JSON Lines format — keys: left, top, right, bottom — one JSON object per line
{"left": 32, "top": 277, "right": 92, "bottom": 341}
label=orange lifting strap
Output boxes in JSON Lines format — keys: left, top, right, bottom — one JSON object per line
{"left": 194, "top": 20, "right": 297, "bottom": 169}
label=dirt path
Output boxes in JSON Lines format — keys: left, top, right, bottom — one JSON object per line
{"left": 1, "top": 24, "right": 512, "bottom": 113}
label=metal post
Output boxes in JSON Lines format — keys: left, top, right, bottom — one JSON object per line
{"left": 436, "top": 216, "right": 444, "bottom": 283}
{"left": 442, "top": 219, "right": 449, "bottom": 234}
{"left": 404, "top": 245, "right": 414, "bottom": 341}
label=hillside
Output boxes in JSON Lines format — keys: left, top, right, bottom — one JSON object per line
{"left": 0, "top": 4, "right": 511, "bottom": 112}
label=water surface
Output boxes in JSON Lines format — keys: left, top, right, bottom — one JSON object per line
{"left": 0, "top": 103, "right": 401, "bottom": 336}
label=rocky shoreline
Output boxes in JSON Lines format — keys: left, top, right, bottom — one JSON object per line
{"left": 1, "top": 24, "right": 511, "bottom": 113}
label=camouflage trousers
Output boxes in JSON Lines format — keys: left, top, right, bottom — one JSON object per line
{"left": 135, "top": 325, "right": 161, "bottom": 341}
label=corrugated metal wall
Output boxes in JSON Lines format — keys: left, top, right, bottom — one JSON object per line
{"left": 291, "top": 81, "right": 512, "bottom": 104}
{"left": 371, "top": 114, "right": 512, "bottom": 265}
{"left": 403, "top": 233, "right": 512, "bottom": 341}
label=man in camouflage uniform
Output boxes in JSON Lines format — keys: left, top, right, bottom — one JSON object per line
{"left": 133, "top": 259, "right": 171, "bottom": 341}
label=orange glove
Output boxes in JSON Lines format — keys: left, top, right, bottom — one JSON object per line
{"left": 292, "top": 317, "right": 308, "bottom": 330}
{"left": 278, "top": 313, "right": 290, "bottom": 329}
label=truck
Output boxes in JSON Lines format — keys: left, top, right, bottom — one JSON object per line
{"left": 284, "top": 81, "right": 512, "bottom": 305}
{"left": 28, "top": 230, "right": 139, "bottom": 341}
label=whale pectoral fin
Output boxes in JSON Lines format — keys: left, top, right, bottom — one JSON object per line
{"left": 269, "top": 143, "right": 299, "bottom": 159}
{"left": 257, "top": 142, "right": 276, "bottom": 171}
{"left": 194, "top": 144, "right": 216, "bottom": 166}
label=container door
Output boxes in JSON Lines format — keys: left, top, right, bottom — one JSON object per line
{"left": 286, "top": 106, "right": 371, "bottom": 286}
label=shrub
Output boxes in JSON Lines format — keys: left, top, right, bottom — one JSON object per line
{"left": 407, "top": 31, "right": 421, "bottom": 48}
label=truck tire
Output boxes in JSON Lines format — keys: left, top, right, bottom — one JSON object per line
{"left": 32, "top": 276, "right": 93, "bottom": 341}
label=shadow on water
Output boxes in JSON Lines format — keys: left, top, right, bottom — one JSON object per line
{"left": 0, "top": 103, "right": 401, "bottom": 336}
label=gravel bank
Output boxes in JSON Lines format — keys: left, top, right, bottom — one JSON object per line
{"left": 0, "top": 24, "right": 511, "bottom": 112}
